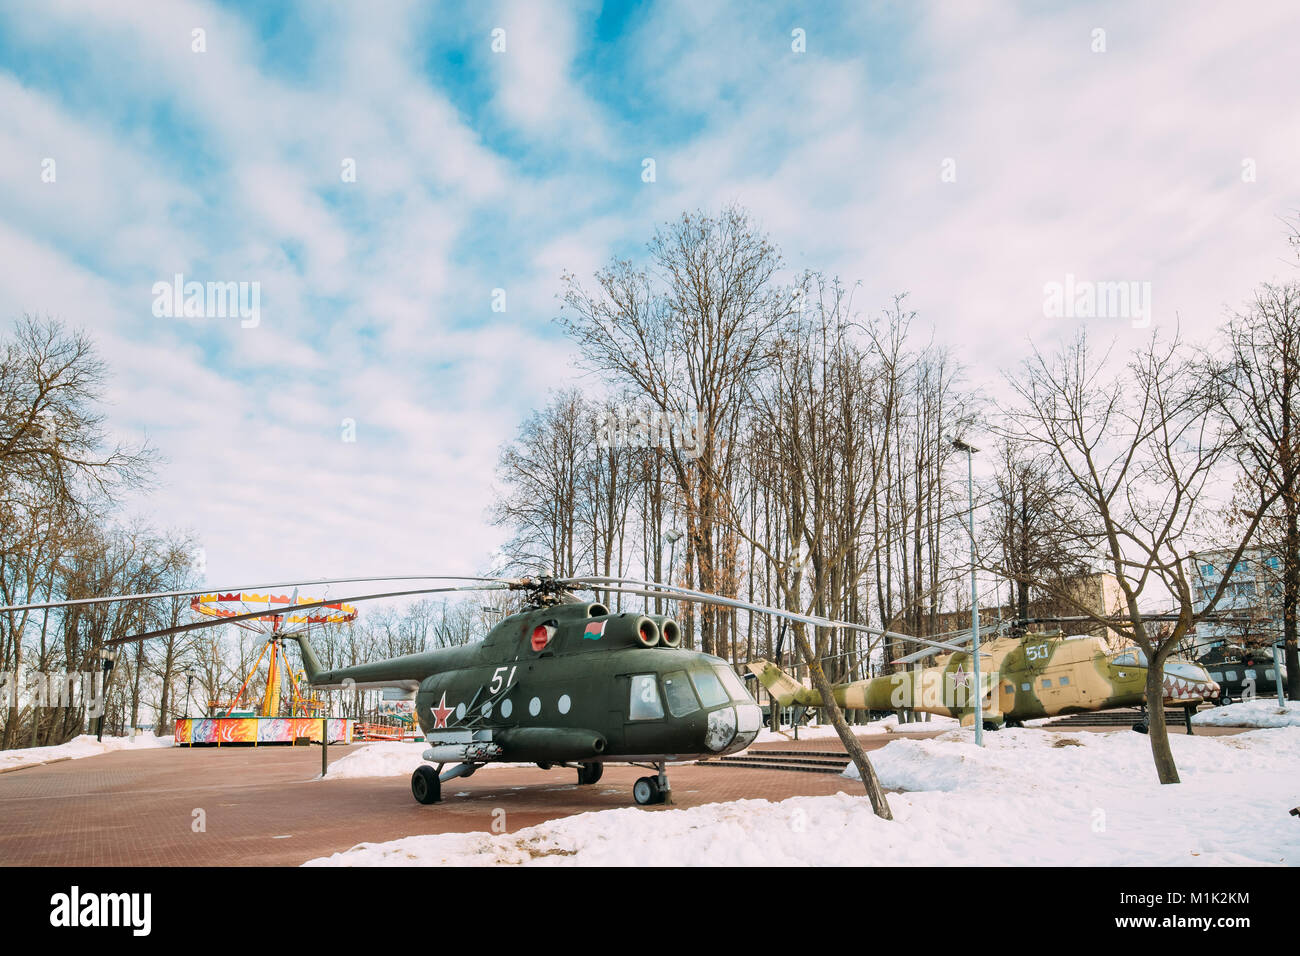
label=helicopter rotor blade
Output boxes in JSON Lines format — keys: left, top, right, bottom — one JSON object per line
{"left": 574, "top": 576, "right": 969, "bottom": 654}
{"left": 889, "top": 621, "right": 1020, "bottom": 666}
{"left": 272, "top": 586, "right": 299, "bottom": 635}
{"left": 105, "top": 582, "right": 514, "bottom": 647}
{"left": 0, "top": 574, "right": 518, "bottom": 615}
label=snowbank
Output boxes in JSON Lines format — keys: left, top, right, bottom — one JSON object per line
{"left": 304, "top": 727, "right": 1300, "bottom": 866}
{"left": 321, "top": 741, "right": 531, "bottom": 779}
{"left": 751, "top": 714, "right": 958, "bottom": 745}
{"left": 1191, "top": 699, "right": 1300, "bottom": 728}
{"left": 0, "top": 733, "right": 174, "bottom": 772}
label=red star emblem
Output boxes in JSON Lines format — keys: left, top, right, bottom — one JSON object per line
{"left": 952, "top": 665, "right": 970, "bottom": 688}
{"left": 431, "top": 692, "right": 453, "bottom": 729}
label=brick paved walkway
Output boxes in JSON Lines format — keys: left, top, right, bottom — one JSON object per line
{"left": 0, "top": 724, "right": 1240, "bottom": 866}
{"left": 0, "top": 734, "right": 913, "bottom": 866}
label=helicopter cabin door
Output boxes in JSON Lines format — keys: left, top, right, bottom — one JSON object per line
{"left": 618, "top": 672, "right": 667, "bottom": 754}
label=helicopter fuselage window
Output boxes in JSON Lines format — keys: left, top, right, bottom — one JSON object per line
{"left": 628, "top": 674, "right": 664, "bottom": 720}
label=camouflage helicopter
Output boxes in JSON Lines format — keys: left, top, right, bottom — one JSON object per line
{"left": 749, "top": 627, "right": 1222, "bottom": 733}
{"left": 1, "top": 573, "right": 965, "bottom": 806}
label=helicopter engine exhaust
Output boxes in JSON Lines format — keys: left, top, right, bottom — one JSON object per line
{"left": 649, "top": 615, "right": 681, "bottom": 648}
{"left": 600, "top": 614, "right": 660, "bottom": 648}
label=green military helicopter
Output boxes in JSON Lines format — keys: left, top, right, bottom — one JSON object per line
{"left": 749, "top": 626, "right": 1222, "bottom": 733}
{"left": 3, "top": 573, "right": 965, "bottom": 806}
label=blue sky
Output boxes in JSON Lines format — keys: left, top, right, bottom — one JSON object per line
{"left": 1, "top": 0, "right": 1298, "bottom": 592}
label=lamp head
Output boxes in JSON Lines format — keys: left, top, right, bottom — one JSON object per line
{"left": 946, "top": 434, "right": 979, "bottom": 454}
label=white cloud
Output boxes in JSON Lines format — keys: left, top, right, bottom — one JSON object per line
{"left": 1, "top": 0, "right": 1297, "bottom": 603}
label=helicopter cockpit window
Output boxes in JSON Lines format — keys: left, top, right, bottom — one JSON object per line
{"left": 714, "top": 665, "right": 749, "bottom": 702}
{"left": 663, "top": 671, "right": 700, "bottom": 717}
{"left": 628, "top": 674, "right": 664, "bottom": 720}
{"left": 1113, "top": 651, "right": 1137, "bottom": 667}
{"left": 689, "top": 668, "right": 729, "bottom": 708}
{"left": 1165, "top": 661, "right": 1203, "bottom": 680}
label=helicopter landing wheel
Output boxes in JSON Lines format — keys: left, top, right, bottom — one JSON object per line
{"left": 577, "top": 762, "right": 603, "bottom": 785}
{"left": 1131, "top": 721, "right": 1149, "bottom": 735}
{"left": 1217, "top": 693, "right": 1231, "bottom": 707}
{"left": 411, "top": 765, "right": 441, "bottom": 804}
{"left": 633, "top": 775, "right": 663, "bottom": 806}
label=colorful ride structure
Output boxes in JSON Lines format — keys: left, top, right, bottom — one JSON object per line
{"left": 175, "top": 590, "right": 358, "bottom": 746}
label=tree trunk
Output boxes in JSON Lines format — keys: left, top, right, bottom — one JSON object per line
{"left": 792, "top": 626, "right": 893, "bottom": 819}
{"left": 1145, "top": 665, "right": 1180, "bottom": 784}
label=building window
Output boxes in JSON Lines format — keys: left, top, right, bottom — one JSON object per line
{"left": 1201, "top": 563, "right": 1215, "bottom": 577}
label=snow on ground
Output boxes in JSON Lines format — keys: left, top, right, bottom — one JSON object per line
{"left": 752, "top": 714, "right": 958, "bottom": 745}
{"left": 304, "top": 726, "right": 1300, "bottom": 866}
{"left": 1192, "top": 699, "right": 1300, "bottom": 728}
{"left": 0, "top": 733, "right": 174, "bottom": 772}
{"left": 321, "top": 741, "right": 532, "bottom": 779}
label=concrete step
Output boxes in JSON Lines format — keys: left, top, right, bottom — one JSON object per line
{"left": 698, "top": 750, "right": 851, "bottom": 774}
{"left": 745, "top": 749, "right": 851, "bottom": 759}
{"left": 698, "top": 757, "right": 847, "bottom": 775}
{"left": 1044, "top": 708, "right": 1195, "bottom": 727}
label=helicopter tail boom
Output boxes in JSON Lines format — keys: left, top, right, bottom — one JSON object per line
{"left": 746, "top": 659, "right": 818, "bottom": 707}
{"left": 290, "top": 633, "right": 325, "bottom": 682}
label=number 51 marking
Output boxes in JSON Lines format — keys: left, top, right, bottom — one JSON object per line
{"left": 490, "top": 666, "right": 516, "bottom": 694}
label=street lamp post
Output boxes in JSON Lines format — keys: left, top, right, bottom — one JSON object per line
{"left": 184, "top": 668, "right": 195, "bottom": 719}
{"left": 949, "top": 435, "right": 984, "bottom": 747}
{"left": 663, "top": 528, "right": 684, "bottom": 622}
{"left": 95, "top": 647, "right": 119, "bottom": 742}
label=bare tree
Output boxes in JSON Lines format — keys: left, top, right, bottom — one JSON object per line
{"left": 1003, "top": 331, "right": 1278, "bottom": 783}
{"left": 492, "top": 390, "right": 589, "bottom": 576}
{"left": 1207, "top": 282, "right": 1300, "bottom": 699}
{"left": 0, "top": 316, "right": 153, "bottom": 512}
{"left": 559, "top": 205, "right": 791, "bottom": 653}
{"left": 985, "top": 441, "right": 1097, "bottom": 627}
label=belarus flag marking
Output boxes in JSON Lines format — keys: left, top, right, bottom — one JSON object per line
{"left": 583, "top": 621, "right": 606, "bottom": 640}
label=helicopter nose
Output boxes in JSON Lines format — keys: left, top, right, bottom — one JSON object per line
{"left": 1161, "top": 674, "right": 1219, "bottom": 701}
{"left": 705, "top": 703, "right": 762, "bottom": 754}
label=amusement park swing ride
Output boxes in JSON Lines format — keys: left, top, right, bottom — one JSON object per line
{"left": 175, "top": 590, "right": 360, "bottom": 746}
